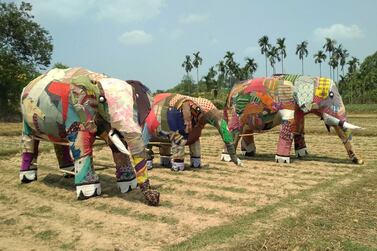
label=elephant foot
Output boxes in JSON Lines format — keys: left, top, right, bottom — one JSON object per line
{"left": 76, "top": 183, "right": 101, "bottom": 200}
{"left": 146, "top": 160, "right": 154, "bottom": 170}
{"left": 60, "top": 165, "right": 75, "bottom": 178}
{"left": 241, "top": 150, "right": 256, "bottom": 157}
{"left": 117, "top": 178, "right": 137, "bottom": 193}
{"left": 295, "top": 148, "right": 308, "bottom": 158}
{"left": 171, "top": 161, "right": 184, "bottom": 171}
{"left": 190, "top": 157, "right": 201, "bottom": 168}
{"left": 220, "top": 153, "right": 232, "bottom": 162}
{"left": 20, "top": 169, "right": 37, "bottom": 183}
{"left": 160, "top": 156, "right": 172, "bottom": 168}
{"left": 275, "top": 155, "right": 290, "bottom": 164}
{"left": 352, "top": 157, "right": 364, "bottom": 165}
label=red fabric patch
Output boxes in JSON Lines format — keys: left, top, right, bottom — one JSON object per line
{"left": 153, "top": 93, "right": 171, "bottom": 106}
{"left": 145, "top": 110, "right": 160, "bottom": 133}
{"left": 244, "top": 78, "right": 266, "bottom": 93}
{"left": 48, "top": 82, "right": 71, "bottom": 121}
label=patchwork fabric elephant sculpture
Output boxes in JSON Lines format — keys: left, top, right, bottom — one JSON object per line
{"left": 20, "top": 67, "right": 160, "bottom": 205}
{"left": 222, "top": 74, "right": 364, "bottom": 164}
{"left": 142, "top": 93, "right": 240, "bottom": 171}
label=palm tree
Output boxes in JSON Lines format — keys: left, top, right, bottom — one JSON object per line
{"left": 276, "top": 37, "right": 287, "bottom": 73}
{"left": 267, "top": 46, "right": 280, "bottom": 75}
{"left": 216, "top": 60, "right": 226, "bottom": 88}
{"left": 347, "top": 57, "right": 359, "bottom": 74}
{"left": 181, "top": 55, "right": 193, "bottom": 94}
{"left": 192, "top": 51, "right": 203, "bottom": 84}
{"left": 313, "top": 50, "right": 327, "bottom": 76}
{"left": 346, "top": 57, "right": 359, "bottom": 103}
{"left": 258, "top": 35, "right": 271, "bottom": 76}
{"left": 323, "top": 38, "right": 336, "bottom": 78}
{"left": 339, "top": 49, "right": 349, "bottom": 77}
{"left": 329, "top": 54, "right": 338, "bottom": 81}
{"left": 296, "top": 41, "right": 308, "bottom": 75}
{"left": 244, "top": 57, "right": 258, "bottom": 79}
{"left": 224, "top": 51, "right": 236, "bottom": 87}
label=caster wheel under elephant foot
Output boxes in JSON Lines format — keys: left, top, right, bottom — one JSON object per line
{"left": 275, "top": 155, "right": 291, "bottom": 164}
{"left": 76, "top": 183, "right": 101, "bottom": 200}
{"left": 20, "top": 170, "right": 37, "bottom": 183}
{"left": 117, "top": 178, "right": 138, "bottom": 193}
{"left": 295, "top": 148, "right": 308, "bottom": 158}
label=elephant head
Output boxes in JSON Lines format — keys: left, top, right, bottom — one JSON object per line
{"left": 293, "top": 76, "right": 364, "bottom": 164}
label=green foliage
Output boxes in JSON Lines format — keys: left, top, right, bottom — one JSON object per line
{"left": 53, "top": 62, "right": 69, "bottom": 69}
{"left": 0, "top": 2, "right": 53, "bottom": 118}
{"left": 339, "top": 51, "right": 377, "bottom": 103}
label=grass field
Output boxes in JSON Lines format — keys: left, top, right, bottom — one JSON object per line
{"left": 0, "top": 112, "right": 376, "bottom": 250}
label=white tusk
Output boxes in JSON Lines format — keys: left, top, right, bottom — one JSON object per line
{"left": 343, "top": 122, "right": 364, "bottom": 130}
{"left": 108, "top": 129, "right": 131, "bottom": 156}
{"left": 323, "top": 113, "right": 340, "bottom": 126}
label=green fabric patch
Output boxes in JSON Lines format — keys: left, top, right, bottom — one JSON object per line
{"left": 75, "top": 156, "right": 91, "bottom": 184}
{"left": 219, "top": 119, "right": 233, "bottom": 143}
{"left": 234, "top": 94, "right": 252, "bottom": 115}
{"left": 23, "top": 120, "right": 32, "bottom": 135}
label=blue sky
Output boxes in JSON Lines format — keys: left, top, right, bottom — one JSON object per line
{"left": 14, "top": 0, "right": 377, "bottom": 91}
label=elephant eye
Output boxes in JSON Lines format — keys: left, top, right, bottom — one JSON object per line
{"left": 99, "top": 95, "right": 106, "bottom": 103}
{"left": 329, "top": 91, "right": 334, "bottom": 98}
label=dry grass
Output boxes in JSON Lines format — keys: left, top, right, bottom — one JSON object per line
{"left": 0, "top": 114, "right": 376, "bottom": 251}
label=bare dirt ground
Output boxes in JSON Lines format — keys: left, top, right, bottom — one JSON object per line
{"left": 0, "top": 114, "right": 376, "bottom": 251}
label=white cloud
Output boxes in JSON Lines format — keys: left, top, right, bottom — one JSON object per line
{"left": 118, "top": 30, "right": 153, "bottom": 46}
{"left": 180, "top": 13, "right": 209, "bottom": 24}
{"left": 314, "top": 24, "right": 364, "bottom": 40}
{"left": 96, "top": 0, "right": 165, "bottom": 24}
{"left": 25, "top": 0, "right": 165, "bottom": 23}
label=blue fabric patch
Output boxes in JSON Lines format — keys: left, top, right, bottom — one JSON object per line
{"left": 167, "top": 108, "right": 188, "bottom": 138}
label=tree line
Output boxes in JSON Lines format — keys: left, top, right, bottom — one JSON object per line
{"left": 1, "top": 2, "right": 376, "bottom": 120}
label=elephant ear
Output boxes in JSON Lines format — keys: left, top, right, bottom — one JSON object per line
{"left": 293, "top": 76, "right": 315, "bottom": 113}
{"left": 126, "top": 80, "right": 153, "bottom": 126}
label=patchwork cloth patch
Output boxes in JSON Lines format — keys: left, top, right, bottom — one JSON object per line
{"left": 293, "top": 76, "right": 315, "bottom": 113}
{"left": 315, "top": 77, "right": 331, "bottom": 98}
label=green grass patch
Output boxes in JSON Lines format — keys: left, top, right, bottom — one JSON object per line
{"left": 164, "top": 162, "right": 374, "bottom": 251}
{"left": 34, "top": 230, "right": 59, "bottom": 241}
{"left": 346, "top": 103, "right": 377, "bottom": 114}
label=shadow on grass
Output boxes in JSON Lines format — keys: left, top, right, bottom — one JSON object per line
{"left": 239, "top": 153, "right": 352, "bottom": 165}
{"left": 41, "top": 172, "right": 147, "bottom": 204}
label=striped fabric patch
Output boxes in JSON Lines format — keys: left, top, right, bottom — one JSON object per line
{"left": 283, "top": 74, "right": 301, "bottom": 83}
{"left": 277, "top": 81, "right": 294, "bottom": 102}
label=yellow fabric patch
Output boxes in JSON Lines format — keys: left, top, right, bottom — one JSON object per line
{"left": 315, "top": 78, "right": 330, "bottom": 98}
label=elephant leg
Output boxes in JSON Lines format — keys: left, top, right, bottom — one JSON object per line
{"left": 68, "top": 128, "right": 100, "bottom": 200}
{"left": 190, "top": 140, "right": 201, "bottom": 168}
{"left": 293, "top": 110, "right": 308, "bottom": 158}
{"left": 221, "top": 128, "right": 241, "bottom": 162}
{"left": 109, "top": 144, "right": 138, "bottom": 193}
{"left": 334, "top": 126, "right": 364, "bottom": 164}
{"left": 20, "top": 134, "right": 39, "bottom": 183}
{"left": 122, "top": 132, "right": 159, "bottom": 206}
{"left": 170, "top": 133, "right": 186, "bottom": 171}
{"left": 54, "top": 144, "right": 74, "bottom": 177}
{"left": 159, "top": 144, "right": 172, "bottom": 168}
{"left": 241, "top": 128, "right": 256, "bottom": 157}
{"left": 276, "top": 110, "right": 295, "bottom": 163}
{"left": 146, "top": 145, "right": 154, "bottom": 170}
